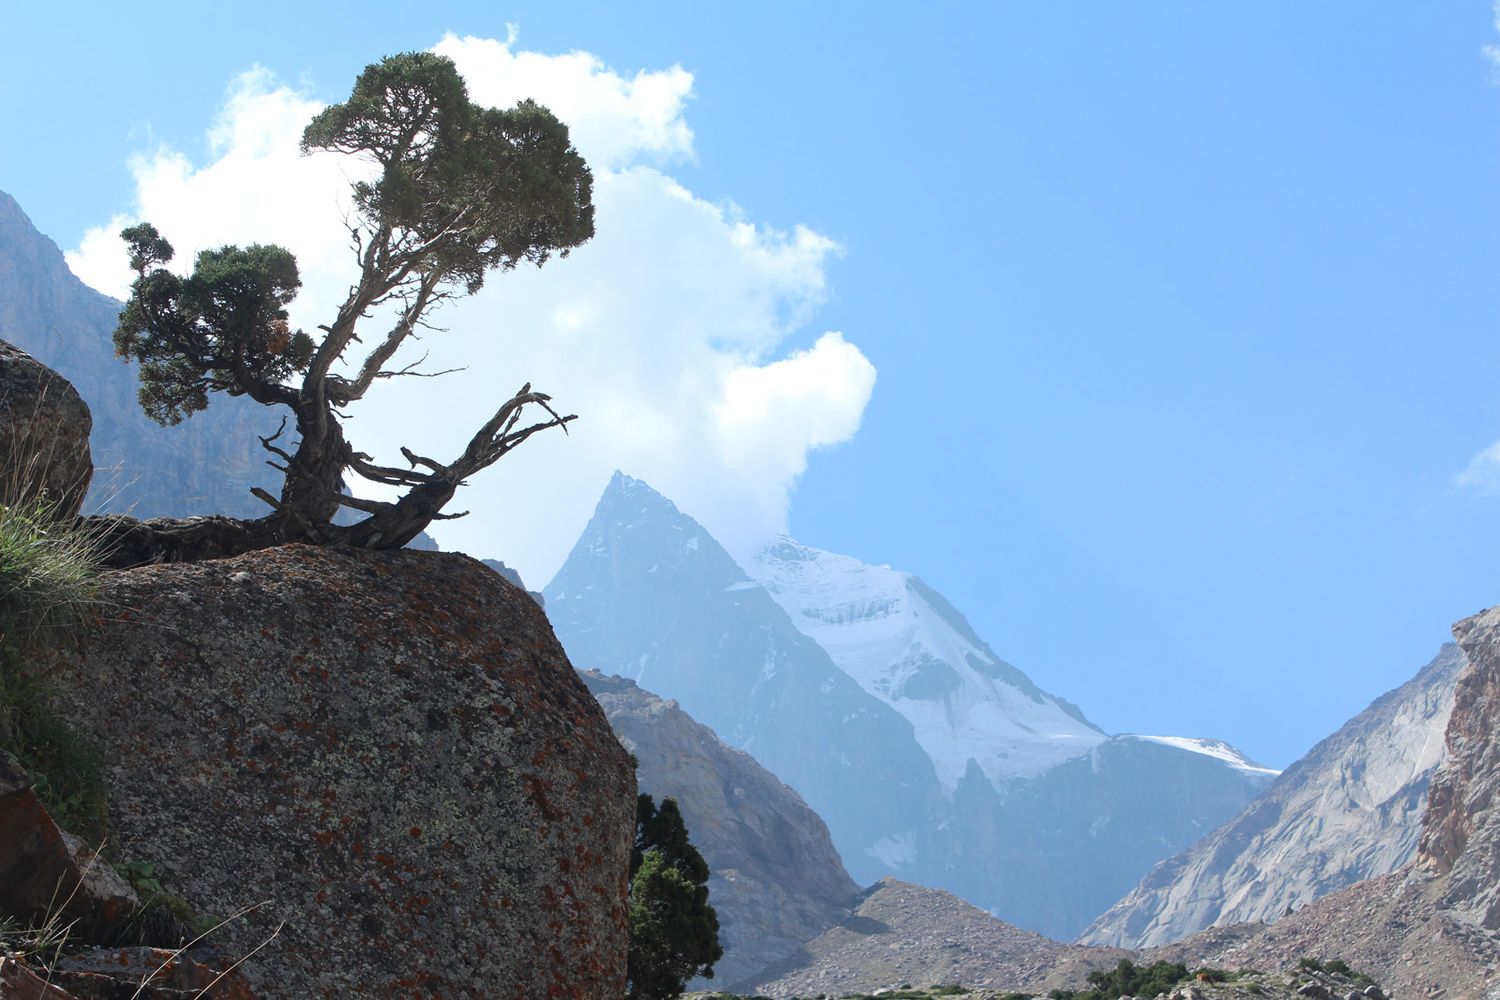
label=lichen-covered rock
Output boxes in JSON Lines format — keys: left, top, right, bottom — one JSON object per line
{"left": 52, "top": 947, "right": 258, "bottom": 998}
{"left": 0, "top": 338, "right": 91, "bottom": 517}
{"left": 47, "top": 545, "right": 634, "bottom": 998}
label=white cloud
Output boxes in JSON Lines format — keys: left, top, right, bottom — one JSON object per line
{"left": 1486, "top": 2, "right": 1500, "bottom": 72}
{"left": 1456, "top": 439, "right": 1500, "bottom": 493}
{"left": 65, "top": 35, "right": 875, "bottom": 585}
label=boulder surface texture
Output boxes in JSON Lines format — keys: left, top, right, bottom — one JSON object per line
{"left": 0, "top": 338, "right": 91, "bottom": 517}
{"left": 49, "top": 545, "right": 634, "bottom": 999}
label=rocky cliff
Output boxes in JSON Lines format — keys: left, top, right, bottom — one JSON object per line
{"left": 0, "top": 189, "right": 278, "bottom": 518}
{"left": 1144, "top": 613, "right": 1500, "bottom": 998}
{"left": 1085, "top": 644, "right": 1464, "bottom": 948}
{"left": 46, "top": 545, "right": 635, "bottom": 998}
{"left": 1423, "top": 609, "right": 1500, "bottom": 929}
{"left": 581, "top": 670, "right": 860, "bottom": 988}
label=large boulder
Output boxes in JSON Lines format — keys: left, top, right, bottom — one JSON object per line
{"left": 47, "top": 545, "right": 634, "bottom": 998}
{"left": 0, "top": 338, "right": 91, "bottom": 517}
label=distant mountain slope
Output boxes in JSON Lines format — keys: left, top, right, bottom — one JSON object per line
{"left": 741, "top": 878, "right": 1130, "bottom": 997}
{"left": 547, "top": 473, "right": 1278, "bottom": 938}
{"left": 1082, "top": 644, "right": 1463, "bottom": 948}
{"left": 545, "top": 472, "right": 942, "bottom": 885}
{"left": 580, "top": 670, "right": 860, "bottom": 987}
{"left": 1141, "top": 614, "right": 1500, "bottom": 998}
{"left": 935, "top": 733, "right": 1275, "bottom": 940}
{"left": 0, "top": 189, "right": 278, "bottom": 518}
{"left": 747, "top": 537, "right": 1104, "bottom": 786}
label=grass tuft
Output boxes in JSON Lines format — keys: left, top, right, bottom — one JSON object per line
{"left": 0, "top": 493, "right": 109, "bottom": 842}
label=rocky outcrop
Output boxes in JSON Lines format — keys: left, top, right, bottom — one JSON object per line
{"left": 46, "top": 545, "right": 634, "bottom": 998}
{"left": 0, "top": 189, "right": 278, "bottom": 519}
{"left": 1147, "top": 869, "right": 1500, "bottom": 1000}
{"left": 744, "top": 878, "right": 1130, "bottom": 997}
{"left": 1422, "top": 610, "right": 1500, "bottom": 927}
{"left": 580, "top": 670, "right": 860, "bottom": 988}
{"left": 0, "top": 753, "right": 137, "bottom": 943}
{"left": 0, "top": 339, "right": 91, "bottom": 516}
{"left": 1085, "top": 644, "right": 1464, "bottom": 948}
{"left": 1146, "top": 613, "right": 1500, "bottom": 998}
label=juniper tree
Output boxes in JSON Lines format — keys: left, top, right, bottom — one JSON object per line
{"left": 628, "top": 794, "right": 722, "bottom": 1000}
{"left": 105, "top": 51, "right": 593, "bottom": 561}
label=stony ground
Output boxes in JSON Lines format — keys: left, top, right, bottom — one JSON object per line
{"left": 689, "top": 963, "right": 1387, "bottom": 1000}
{"left": 688, "top": 960, "right": 1390, "bottom": 999}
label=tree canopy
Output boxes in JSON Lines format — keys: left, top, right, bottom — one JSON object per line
{"left": 109, "top": 51, "right": 593, "bottom": 557}
{"left": 627, "top": 794, "right": 722, "bottom": 1000}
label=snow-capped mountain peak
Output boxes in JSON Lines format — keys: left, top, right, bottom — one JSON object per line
{"left": 745, "top": 536, "right": 1106, "bottom": 786}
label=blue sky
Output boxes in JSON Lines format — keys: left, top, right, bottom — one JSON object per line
{"left": 6, "top": 3, "right": 1500, "bottom": 768}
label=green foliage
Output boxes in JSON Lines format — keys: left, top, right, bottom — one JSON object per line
{"left": 301, "top": 51, "right": 593, "bottom": 293}
{"left": 116, "top": 50, "right": 593, "bottom": 428}
{"left": 114, "top": 226, "right": 314, "bottom": 425}
{"left": 113, "top": 859, "right": 217, "bottom": 943}
{"left": 0, "top": 498, "right": 102, "bottom": 648}
{"left": 1050, "top": 959, "right": 1190, "bottom": 1000}
{"left": 628, "top": 794, "right": 722, "bottom": 1000}
{"left": 1297, "top": 957, "right": 1372, "bottom": 986}
{"left": 0, "top": 499, "right": 106, "bottom": 841}
{"left": 112, "top": 50, "right": 597, "bottom": 547}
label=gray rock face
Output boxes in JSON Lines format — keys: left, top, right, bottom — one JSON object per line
{"left": 580, "top": 670, "right": 860, "bottom": 987}
{"left": 0, "top": 189, "right": 278, "bottom": 519}
{"left": 1084, "top": 644, "right": 1464, "bottom": 948}
{"left": 48, "top": 545, "right": 633, "bottom": 999}
{"left": 546, "top": 472, "right": 942, "bottom": 886}
{"left": 0, "top": 339, "right": 92, "bottom": 517}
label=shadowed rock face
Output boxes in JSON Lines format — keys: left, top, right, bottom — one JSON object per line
{"left": 1083, "top": 644, "right": 1464, "bottom": 948}
{"left": 48, "top": 545, "right": 633, "bottom": 999}
{"left": 0, "top": 339, "right": 92, "bottom": 516}
{"left": 581, "top": 670, "right": 861, "bottom": 988}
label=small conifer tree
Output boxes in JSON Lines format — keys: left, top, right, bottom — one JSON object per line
{"left": 627, "top": 794, "right": 722, "bottom": 1000}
